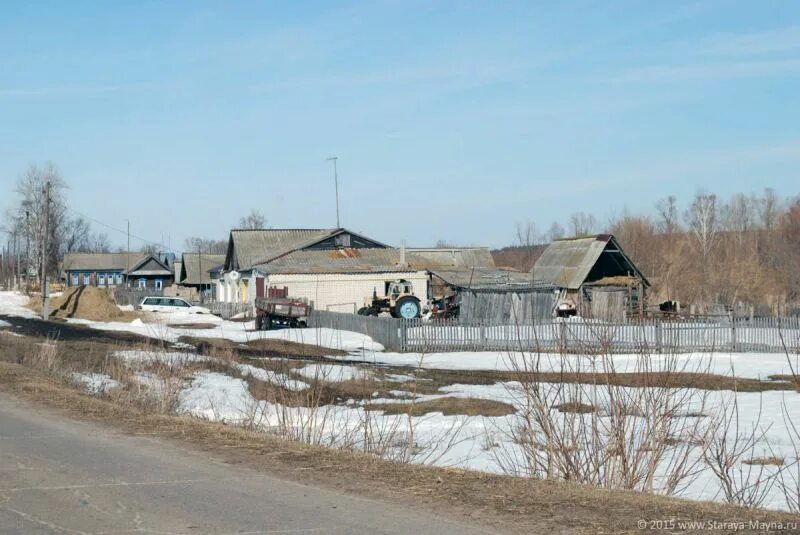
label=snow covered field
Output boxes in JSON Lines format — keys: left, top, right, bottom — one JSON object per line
{"left": 3, "top": 290, "right": 800, "bottom": 511}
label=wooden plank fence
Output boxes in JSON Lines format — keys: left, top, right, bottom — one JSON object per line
{"left": 309, "top": 310, "right": 800, "bottom": 354}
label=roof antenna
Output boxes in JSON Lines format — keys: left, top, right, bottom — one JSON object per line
{"left": 326, "top": 156, "right": 340, "bottom": 228}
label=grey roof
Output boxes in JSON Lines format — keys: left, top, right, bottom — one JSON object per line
{"left": 406, "top": 247, "right": 496, "bottom": 269}
{"left": 63, "top": 252, "right": 148, "bottom": 273}
{"left": 125, "top": 256, "right": 173, "bottom": 277}
{"left": 228, "top": 229, "right": 334, "bottom": 270}
{"left": 180, "top": 254, "right": 225, "bottom": 285}
{"left": 532, "top": 234, "right": 648, "bottom": 289}
{"left": 253, "top": 248, "right": 423, "bottom": 275}
{"left": 430, "top": 268, "right": 553, "bottom": 291}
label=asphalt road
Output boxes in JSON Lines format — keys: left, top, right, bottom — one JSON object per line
{"left": 0, "top": 392, "right": 495, "bottom": 534}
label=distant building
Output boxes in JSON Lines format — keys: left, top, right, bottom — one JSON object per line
{"left": 175, "top": 253, "right": 225, "bottom": 300}
{"left": 62, "top": 253, "right": 174, "bottom": 290}
{"left": 532, "top": 234, "right": 649, "bottom": 320}
{"left": 219, "top": 228, "right": 430, "bottom": 313}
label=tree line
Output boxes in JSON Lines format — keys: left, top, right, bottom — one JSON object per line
{"left": 495, "top": 188, "right": 800, "bottom": 311}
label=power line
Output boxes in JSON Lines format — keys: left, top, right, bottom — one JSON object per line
{"left": 65, "top": 207, "right": 179, "bottom": 253}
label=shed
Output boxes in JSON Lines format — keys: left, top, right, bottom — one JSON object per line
{"left": 532, "top": 234, "right": 649, "bottom": 319}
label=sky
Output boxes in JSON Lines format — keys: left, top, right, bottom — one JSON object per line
{"left": 1, "top": 0, "right": 799, "bottom": 251}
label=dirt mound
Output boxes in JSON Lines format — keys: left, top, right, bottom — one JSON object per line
{"left": 46, "top": 287, "right": 137, "bottom": 322}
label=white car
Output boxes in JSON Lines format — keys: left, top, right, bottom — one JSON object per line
{"left": 138, "top": 297, "right": 211, "bottom": 315}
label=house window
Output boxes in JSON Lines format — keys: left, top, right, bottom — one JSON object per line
{"left": 99, "top": 273, "right": 105, "bottom": 285}
{"left": 83, "top": 273, "right": 91, "bottom": 285}
{"left": 137, "top": 279, "right": 146, "bottom": 290}
{"left": 71, "top": 273, "right": 79, "bottom": 286}
{"left": 116, "top": 273, "right": 123, "bottom": 285}
{"left": 155, "top": 279, "right": 163, "bottom": 291}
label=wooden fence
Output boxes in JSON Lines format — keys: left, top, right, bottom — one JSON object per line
{"left": 112, "top": 288, "right": 163, "bottom": 306}
{"left": 309, "top": 310, "right": 800, "bottom": 354}
{"left": 208, "top": 301, "right": 252, "bottom": 320}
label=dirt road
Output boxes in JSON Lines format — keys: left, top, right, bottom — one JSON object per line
{"left": 0, "top": 391, "right": 496, "bottom": 534}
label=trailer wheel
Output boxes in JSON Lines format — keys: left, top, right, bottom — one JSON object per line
{"left": 265, "top": 315, "right": 274, "bottom": 330}
{"left": 395, "top": 296, "right": 421, "bottom": 319}
{"left": 255, "top": 315, "right": 263, "bottom": 330}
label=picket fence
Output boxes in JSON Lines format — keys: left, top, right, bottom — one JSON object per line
{"left": 309, "top": 310, "right": 800, "bottom": 354}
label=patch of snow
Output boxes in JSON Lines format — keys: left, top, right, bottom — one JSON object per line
{"left": 236, "top": 363, "right": 308, "bottom": 392}
{"left": 117, "top": 304, "right": 134, "bottom": 312}
{"left": 113, "top": 350, "right": 208, "bottom": 366}
{"left": 383, "top": 373, "right": 415, "bottom": 383}
{"left": 71, "top": 373, "right": 120, "bottom": 395}
{"left": 334, "top": 349, "right": 800, "bottom": 380}
{"left": 0, "top": 291, "right": 36, "bottom": 318}
{"left": 0, "top": 319, "right": 11, "bottom": 328}
{"left": 295, "top": 363, "right": 370, "bottom": 382}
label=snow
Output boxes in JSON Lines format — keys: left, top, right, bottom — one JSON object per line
{"left": 0, "top": 291, "right": 36, "bottom": 318}
{"left": 335, "top": 349, "right": 800, "bottom": 380}
{"left": 71, "top": 373, "right": 120, "bottom": 395}
{"left": 0, "top": 319, "right": 11, "bottom": 328}
{"left": 295, "top": 363, "right": 370, "bottom": 382}
{"left": 71, "top": 314, "right": 382, "bottom": 353}
{"left": 236, "top": 363, "right": 308, "bottom": 391}
{"left": 113, "top": 350, "right": 209, "bottom": 366}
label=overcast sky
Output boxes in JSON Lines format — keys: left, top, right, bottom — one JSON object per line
{"left": 1, "top": 1, "right": 799, "bottom": 251}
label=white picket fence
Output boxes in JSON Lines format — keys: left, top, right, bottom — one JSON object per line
{"left": 309, "top": 310, "right": 800, "bottom": 354}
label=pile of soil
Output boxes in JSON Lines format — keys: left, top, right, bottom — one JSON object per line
{"left": 45, "top": 286, "right": 137, "bottom": 322}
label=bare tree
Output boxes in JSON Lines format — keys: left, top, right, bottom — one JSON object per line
{"left": 568, "top": 212, "right": 597, "bottom": 236}
{"left": 758, "top": 187, "right": 783, "bottom": 231}
{"left": 547, "top": 221, "right": 565, "bottom": 241}
{"left": 237, "top": 209, "right": 267, "bottom": 229}
{"left": 655, "top": 195, "right": 680, "bottom": 234}
{"left": 685, "top": 190, "right": 719, "bottom": 260}
{"left": 185, "top": 237, "right": 228, "bottom": 254}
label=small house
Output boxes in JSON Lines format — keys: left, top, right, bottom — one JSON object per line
{"left": 219, "top": 228, "right": 430, "bottom": 313}
{"left": 62, "top": 252, "right": 174, "bottom": 290}
{"left": 175, "top": 253, "right": 225, "bottom": 301}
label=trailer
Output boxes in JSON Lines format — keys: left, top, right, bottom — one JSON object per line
{"left": 254, "top": 286, "right": 311, "bottom": 330}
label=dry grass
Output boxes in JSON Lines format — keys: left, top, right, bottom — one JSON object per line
{"left": 367, "top": 397, "right": 516, "bottom": 417}
{"left": 167, "top": 322, "right": 220, "bottom": 330}
{"left": 1, "top": 361, "right": 797, "bottom": 534}
{"left": 553, "top": 401, "right": 598, "bottom": 414}
{"left": 180, "top": 336, "right": 346, "bottom": 359}
{"left": 744, "top": 456, "right": 785, "bottom": 467}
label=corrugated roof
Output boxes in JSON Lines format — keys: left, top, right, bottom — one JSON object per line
{"left": 406, "top": 247, "right": 496, "bottom": 269}
{"left": 229, "top": 229, "right": 336, "bottom": 270}
{"left": 532, "top": 234, "right": 648, "bottom": 289}
{"left": 253, "top": 248, "right": 422, "bottom": 274}
{"left": 430, "top": 268, "right": 552, "bottom": 291}
{"left": 63, "top": 253, "right": 148, "bottom": 273}
{"left": 180, "top": 254, "right": 225, "bottom": 285}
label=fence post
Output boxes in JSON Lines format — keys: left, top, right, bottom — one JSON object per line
{"left": 400, "top": 320, "right": 407, "bottom": 352}
{"left": 559, "top": 320, "right": 567, "bottom": 353}
{"left": 731, "top": 315, "right": 738, "bottom": 352}
{"left": 655, "top": 319, "right": 662, "bottom": 354}
{"left": 479, "top": 322, "right": 486, "bottom": 351}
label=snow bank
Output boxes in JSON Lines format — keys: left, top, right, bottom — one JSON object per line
{"left": 236, "top": 363, "right": 308, "bottom": 392}
{"left": 71, "top": 373, "right": 120, "bottom": 395}
{"left": 334, "top": 349, "right": 800, "bottom": 379}
{"left": 0, "top": 291, "right": 36, "bottom": 318}
{"left": 295, "top": 363, "right": 370, "bottom": 382}
{"left": 0, "top": 319, "right": 11, "bottom": 328}
{"left": 113, "top": 350, "right": 209, "bottom": 366}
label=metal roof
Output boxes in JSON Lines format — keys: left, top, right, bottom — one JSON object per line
{"left": 228, "top": 229, "right": 335, "bottom": 270}
{"left": 63, "top": 252, "right": 148, "bottom": 274}
{"left": 406, "top": 247, "right": 496, "bottom": 269}
{"left": 180, "top": 254, "right": 225, "bottom": 285}
{"left": 253, "top": 248, "right": 422, "bottom": 275}
{"left": 430, "top": 268, "right": 553, "bottom": 291}
{"left": 532, "top": 234, "right": 648, "bottom": 289}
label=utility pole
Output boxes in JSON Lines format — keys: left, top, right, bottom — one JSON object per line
{"left": 41, "top": 181, "right": 51, "bottom": 320}
{"left": 126, "top": 220, "right": 130, "bottom": 288}
{"left": 198, "top": 247, "right": 204, "bottom": 305}
{"left": 326, "top": 156, "right": 340, "bottom": 228}
{"left": 25, "top": 209, "right": 30, "bottom": 295}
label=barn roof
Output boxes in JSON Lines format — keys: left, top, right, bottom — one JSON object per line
{"left": 430, "top": 268, "right": 553, "bottom": 291}
{"left": 180, "top": 254, "right": 225, "bottom": 285}
{"left": 406, "top": 247, "right": 496, "bottom": 269}
{"left": 252, "top": 248, "right": 422, "bottom": 274}
{"left": 63, "top": 252, "right": 148, "bottom": 273}
{"left": 532, "top": 234, "right": 649, "bottom": 290}
{"left": 226, "top": 228, "right": 390, "bottom": 271}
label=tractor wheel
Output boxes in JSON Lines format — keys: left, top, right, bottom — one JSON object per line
{"left": 357, "top": 307, "right": 370, "bottom": 316}
{"left": 395, "top": 296, "right": 421, "bottom": 319}
{"left": 365, "top": 308, "right": 379, "bottom": 317}
{"left": 255, "top": 315, "right": 263, "bottom": 330}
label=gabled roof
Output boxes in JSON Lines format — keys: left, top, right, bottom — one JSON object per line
{"left": 430, "top": 268, "right": 552, "bottom": 291}
{"left": 253, "top": 248, "right": 421, "bottom": 275}
{"left": 406, "top": 247, "right": 496, "bottom": 269}
{"left": 63, "top": 252, "right": 147, "bottom": 273}
{"left": 225, "top": 228, "right": 389, "bottom": 271}
{"left": 532, "top": 234, "right": 649, "bottom": 289}
{"left": 180, "top": 254, "right": 226, "bottom": 285}
{"left": 126, "top": 255, "right": 173, "bottom": 277}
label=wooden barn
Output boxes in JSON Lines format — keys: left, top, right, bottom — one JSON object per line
{"left": 532, "top": 234, "right": 649, "bottom": 320}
